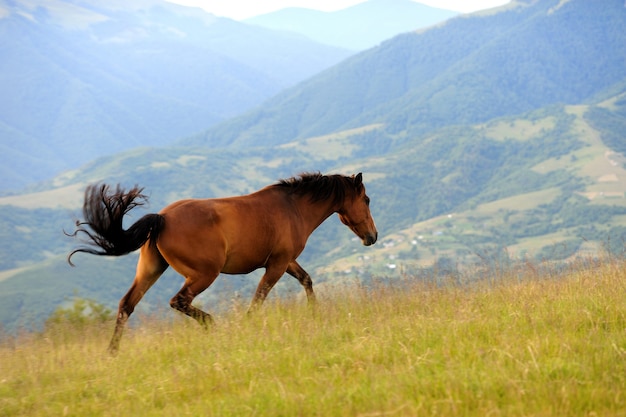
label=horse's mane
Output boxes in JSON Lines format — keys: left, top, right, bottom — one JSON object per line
{"left": 274, "top": 172, "right": 353, "bottom": 206}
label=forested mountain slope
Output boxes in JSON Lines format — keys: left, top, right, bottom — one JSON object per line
{"left": 185, "top": 0, "right": 626, "bottom": 150}
{"left": 0, "top": 0, "right": 352, "bottom": 191}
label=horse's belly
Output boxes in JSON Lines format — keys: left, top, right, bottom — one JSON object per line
{"left": 221, "top": 250, "right": 269, "bottom": 275}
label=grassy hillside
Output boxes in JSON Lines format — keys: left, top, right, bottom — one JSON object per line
{"left": 1, "top": 258, "right": 625, "bottom": 416}
{"left": 320, "top": 102, "right": 626, "bottom": 275}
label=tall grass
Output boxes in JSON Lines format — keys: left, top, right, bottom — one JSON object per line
{"left": 1, "top": 258, "right": 625, "bottom": 416}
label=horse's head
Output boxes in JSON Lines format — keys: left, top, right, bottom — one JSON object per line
{"left": 338, "top": 173, "right": 378, "bottom": 246}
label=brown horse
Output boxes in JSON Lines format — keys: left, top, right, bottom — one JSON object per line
{"left": 68, "top": 172, "right": 377, "bottom": 353}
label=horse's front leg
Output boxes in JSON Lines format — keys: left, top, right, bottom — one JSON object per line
{"left": 286, "top": 261, "right": 316, "bottom": 305}
{"left": 248, "top": 263, "right": 288, "bottom": 313}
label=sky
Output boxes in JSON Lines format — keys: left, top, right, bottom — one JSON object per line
{"left": 167, "top": 0, "right": 511, "bottom": 20}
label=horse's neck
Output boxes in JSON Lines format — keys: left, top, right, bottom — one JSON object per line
{"left": 292, "top": 194, "right": 338, "bottom": 235}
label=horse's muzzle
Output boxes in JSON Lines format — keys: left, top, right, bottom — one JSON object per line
{"left": 363, "top": 232, "right": 378, "bottom": 246}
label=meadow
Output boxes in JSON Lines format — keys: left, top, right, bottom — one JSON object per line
{"left": 1, "top": 258, "right": 625, "bottom": 416}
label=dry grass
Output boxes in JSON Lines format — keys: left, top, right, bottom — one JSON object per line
{"left": 1, "top": 258, "right": 625, "bottom": 416}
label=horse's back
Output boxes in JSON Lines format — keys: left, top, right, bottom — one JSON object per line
{"left": 155, "top": 192, "right": 295, "bottom": 275}
{"left": 159, "top": 194, "right": 277, "bottom": 234}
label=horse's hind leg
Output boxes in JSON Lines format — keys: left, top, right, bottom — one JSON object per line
{"left": 170, "top": 270, "right": 219, "bottom": 326}
{"left": 108, "top": 244, "right": 169, "bottom": 354}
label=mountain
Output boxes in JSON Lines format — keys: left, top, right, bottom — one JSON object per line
{"left": 1, "top": 0, "right": 626, "bottom": 332}
{"left": 0, "top": 0, "right": 352, "bottom": 192}
{"left": 185, "top": 0, "right": 626, "bottom": 150}
{"left": 2, "top": 93, "right": 625, "bottom": 333}
{"left": 244, "top": 0, "right": 458, "bottom": 51}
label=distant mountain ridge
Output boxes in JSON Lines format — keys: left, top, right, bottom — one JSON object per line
{"left": 186, "top": 0, "right": 626, "bottom": 150}
{"left": 244, "top": 0, "right": 459, "bottom": 50}
{"left": 0, "top": 0, "right": 352, "bottom": 192}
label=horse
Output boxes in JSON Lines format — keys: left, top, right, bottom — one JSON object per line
{"left": 67, "top": 172, "right": 378, "bottom": 353}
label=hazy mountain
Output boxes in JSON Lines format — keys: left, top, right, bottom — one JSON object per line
{"left": 244, "top": 0, "right": 458, "bottom": 50}
{"left": 0, "top": 0, "right": 352, "bottom": 192}
{"left": 1, "top": 0, "right": 625, "bottom": 332}
{"left": 186, "top": 0, "right": 626, "bottom": 150}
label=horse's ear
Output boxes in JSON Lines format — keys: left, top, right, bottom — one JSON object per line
{"left": 354, "top": 173, "right": 363, "bottom": 188}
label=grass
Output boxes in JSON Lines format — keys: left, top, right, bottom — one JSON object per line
{"left": 1, "top": 258, "right": 626, "bottom": 416}
{"left": 279, "top": 124, "right": 384, "bottom": 160}
{"left": 482, "top": 117, "right": 556, "bottom": 142}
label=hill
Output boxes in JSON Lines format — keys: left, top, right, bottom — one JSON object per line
{"left": 244, "top": 0, "right": 458, "bottom": 51}
{"left": 2, "top": 260, "right": 625, "bottom": 416}
{"left": 1, "top": 94, "right": 625, "bottom": 332}
{"left": 0, "top": 0, "right": 625, "bottom": 332}
{"left": 0, "top": 0, "right": 352, "bottom": 192}
{"left": 320, "top": 99, "right": 626, "bottom": 276}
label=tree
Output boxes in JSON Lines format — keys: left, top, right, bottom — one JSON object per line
{"left": 45, "top": 297, "right": 113, "bottom": 330}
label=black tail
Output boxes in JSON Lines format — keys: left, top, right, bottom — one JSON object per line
{"left": 67, "top": 183, "right": 165, "bottom": 266}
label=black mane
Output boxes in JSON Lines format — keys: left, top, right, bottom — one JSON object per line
{"left": 274, "top": 172, "right": 354, "bottom": 207}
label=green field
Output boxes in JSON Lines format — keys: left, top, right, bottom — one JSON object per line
{"left": 1, "top": 258, "right": 625, "bottom": 416}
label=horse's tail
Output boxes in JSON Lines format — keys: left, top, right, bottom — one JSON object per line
{"left": 67, "top": 183, "right": 165, "bottom": 266}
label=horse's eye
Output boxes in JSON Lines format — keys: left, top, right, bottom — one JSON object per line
{"left": 364, "top": 196, "right": 370, "bottom": 206}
